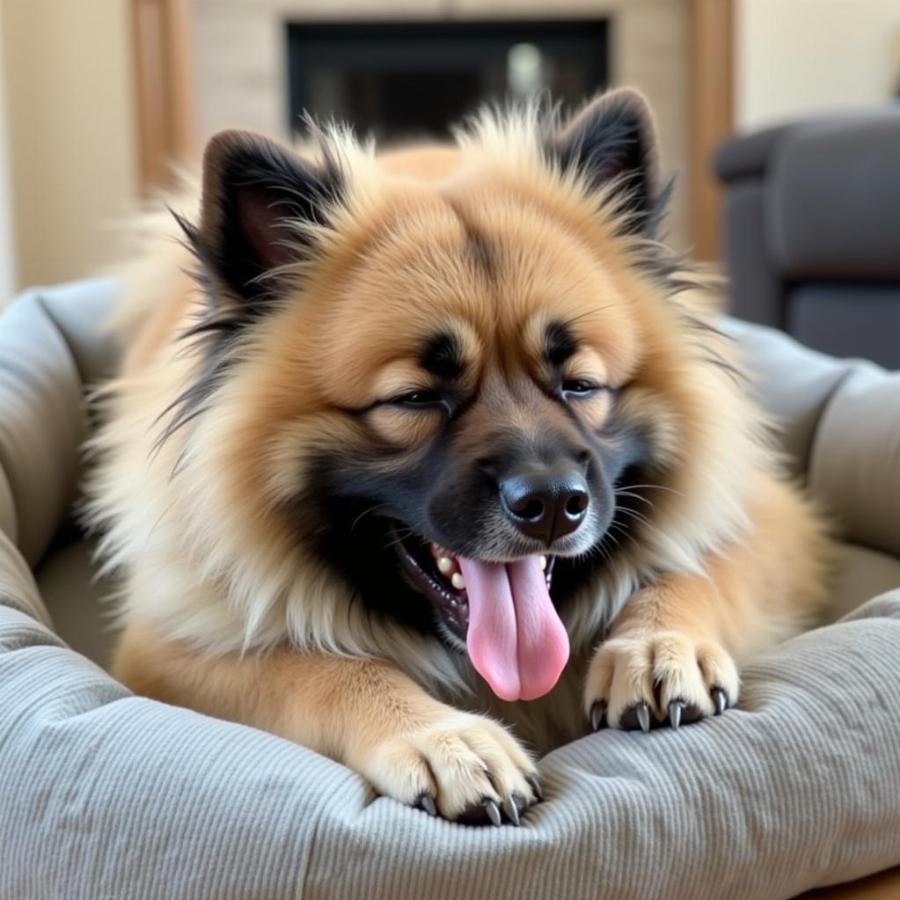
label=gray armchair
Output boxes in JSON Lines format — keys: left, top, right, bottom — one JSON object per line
{"left": 715, "top": 109, "right": 900, "bottom": 369}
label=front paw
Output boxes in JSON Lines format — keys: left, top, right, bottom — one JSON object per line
{"left": 583, "top": 630, "right": 739, "bottom": 731}
{"left": 358, "top": 710, "right": 541, "bottom": 825}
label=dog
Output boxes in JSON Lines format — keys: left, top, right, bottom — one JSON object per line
{"left": 86, "top": 89, "right": 830, "bottom": 826}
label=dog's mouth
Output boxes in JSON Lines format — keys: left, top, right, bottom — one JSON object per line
{"left": 392, "top": 526, "right": 570, "bottom": 702}
{"left": 394, "top": 532, "right": 556, "bottom": 638}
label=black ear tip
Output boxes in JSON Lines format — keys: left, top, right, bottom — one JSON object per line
{"left": 201, "top": 130, "right": 298, "bottom": 194}
{"left": 606, "top": 88, "right": 657, "bottom": 146}
{"left": 600, "top": 87, "right": 653, "bottom": 114}
{"left": 549, "top": 87, "right": 663, "bottom": 235}
{"left": 555, "top": 88, "right": 659, "bottom": 161}
{"left": 194, "top": 127, "right": 342, "bottom": 303}
{"left": 202, "top": 129, "right": 256, "bottom": 171}
{"left": 200, "top": 130, "right": 262, "bottom": 223}
{"left": 575, "top": 88, "right": 658, "bottom": 151}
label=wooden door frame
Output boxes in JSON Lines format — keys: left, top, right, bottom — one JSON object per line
{"left": 690, "top": 0, "right": 735, "bottom": 261}
{"left": 131, "top": 0, "right": 195, "bottom": 194}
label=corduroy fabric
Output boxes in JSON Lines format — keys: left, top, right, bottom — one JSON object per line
{"left": 2, "top": 593, "right": 900, "bottom": 900}
{"left": 1, "top": 282, "right": 898, "bottom": 899}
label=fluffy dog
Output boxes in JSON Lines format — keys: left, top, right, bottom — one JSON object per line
{"left": 87, "top": 89, "right": 829, "bottom": 825}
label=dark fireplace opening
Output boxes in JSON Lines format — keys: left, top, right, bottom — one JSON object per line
{"left": 286, "top": 19, "right": 609, "bottom": 140}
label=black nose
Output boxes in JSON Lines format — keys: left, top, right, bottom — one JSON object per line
{"left": 500, "top": 468, "right": 590, "bottom": 545}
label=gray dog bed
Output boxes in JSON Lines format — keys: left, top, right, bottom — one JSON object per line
{"left": 1, "top": 279, "right": 899, "bottom": 899}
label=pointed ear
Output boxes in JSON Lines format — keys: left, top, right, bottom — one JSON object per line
{"left": 548, "top": 88, "right": 662, "bottom": 235}
{"left": 194, "top": 129, "right": 341, "bottom": 303}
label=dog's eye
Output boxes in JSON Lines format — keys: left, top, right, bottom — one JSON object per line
{"left": 389, "top": 389, "right": 445, "bottom": 409}
{"left": 561, "top": 379, "right": 602, "bottom": 400}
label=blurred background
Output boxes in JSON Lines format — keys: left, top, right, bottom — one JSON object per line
{"left": 1, "top": 0, "right": 899, "bottom": 333}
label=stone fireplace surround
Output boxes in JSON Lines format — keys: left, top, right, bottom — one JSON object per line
{"left": 191, "top": 0, "right": 690, "bottom": 249}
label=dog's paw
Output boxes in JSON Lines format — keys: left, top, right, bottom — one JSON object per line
{"left": 583, "top": 630, "right": 739, "bottom": 731}
{"left": 360, "top": 711, "right": 541, "bottom": 825}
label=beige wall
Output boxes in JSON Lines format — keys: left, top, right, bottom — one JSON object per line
{"left": 0, "top": 0, "right": 16, "bottom": 297}
{"left": 1, "top": 0, "right": 139, "bottom": 290}
{"left": 736, "top": 0, "right": 900, "bottom": 129}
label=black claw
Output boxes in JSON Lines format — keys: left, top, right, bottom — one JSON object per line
{"left": 712, "top": 687, "right": 728, "bottom": 715}
{"left": 590, "top": 701, "right": 607, "bottom": 731}
{"left": 637, "top": 702, "right": 651, "bottom": 733}
{"left": 619, "top": 701, "right": 653, "bottom": 732}
{"left": 668, "top": 700, "right": 685, "bottom": 730}
{"left": 526, "top": 774, "right": 543, "bottom": 801}
{"left": 502, "top": 795, "right": 521, "bottom": 826}
{"left": 484, "top": 798, "right": 502, "bottom": 827}
{"left": 416, "top": 792, "right": 437, "bottom": 817}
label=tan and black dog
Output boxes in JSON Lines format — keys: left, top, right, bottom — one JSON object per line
{"left": 86, "top": 89, "right": 829, "bottom": 825}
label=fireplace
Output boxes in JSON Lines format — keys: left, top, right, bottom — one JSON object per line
{"left": 191, "top": 1, "right": 691, "bottom": 251}
{"left": 286, "top": 19, "right": 608, "bottom": 140}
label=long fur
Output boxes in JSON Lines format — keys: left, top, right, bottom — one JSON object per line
{"left": 84, "top": 92, "right": 830, "bottom": 764}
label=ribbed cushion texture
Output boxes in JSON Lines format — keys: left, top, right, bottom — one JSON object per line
{"left": 1, "top": 282, "right": 899, "bottom": 899}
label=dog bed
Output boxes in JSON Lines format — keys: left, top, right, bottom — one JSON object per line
{"left": 1, "top": 279, "right": 899, "bottom": 899}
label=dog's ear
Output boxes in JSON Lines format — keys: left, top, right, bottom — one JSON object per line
{"left": 192, "top": 129, "right": 340, "bottom": 304}
{"left": 548, "top": 88, "right": 663, "bottom": 236}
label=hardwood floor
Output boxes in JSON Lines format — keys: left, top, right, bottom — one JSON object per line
{"left": 801, "top": 867, "right": 900, "bottom": 899}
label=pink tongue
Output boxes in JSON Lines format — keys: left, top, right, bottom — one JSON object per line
{"left": 459, "top": 556, "right": 570, "bottom": 702}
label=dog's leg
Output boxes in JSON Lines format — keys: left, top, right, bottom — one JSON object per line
{"left": 114, "top": 621, "right": 539, "bottom": 823}
{"left": 583, "top": 477, "right": 829, "bottom": 731}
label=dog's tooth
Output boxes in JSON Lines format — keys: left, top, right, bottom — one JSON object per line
{"left": 437, "top": 557, "right": 453, "bottom": 575}
{"left": 451, "top": 572, "right": 466, "bottom": 590}
{"left": 539, "top": 555, "right": 547, "bottom": 570}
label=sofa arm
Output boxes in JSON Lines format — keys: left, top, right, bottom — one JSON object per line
{"left": 714, "top": 125, "right": 796, "bottom": 329}
{"left": 713, "top": 123, "right": 793, "bottom": 182}
{"left": 811, "top": 365, "right": 900, "bottom": 560}
{"left": 714, "top": 109, "right": 900, "bottom": 336}
{"left": 725, "top": 317, "right": 900, "bottom": 559}
{"left": 768, "top": 111, "right": 900, "bottom": 281}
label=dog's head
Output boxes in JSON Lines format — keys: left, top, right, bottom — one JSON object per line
{"left": 168, "top": 90, "right": 741, "bottom": 700}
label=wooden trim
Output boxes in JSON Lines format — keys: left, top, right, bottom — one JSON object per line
{"left": 132, "top": 0, "right": 196, "bottom": 194}
{"left": 690, "top": 0, "right": 734, "bottom": 261}
{"left": 799, "top": 866, "right": 900, "bottom": 898}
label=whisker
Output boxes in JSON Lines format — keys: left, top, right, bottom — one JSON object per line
{"left": 622, "top": 482, "right": 685, "bottom": 497}
{"left": 614, "top": 489, "right": 655, "bottom": 507}
{"left": 382, "top": 529, "right": 414, "bottom": 551}
{"left": 606, "top": 521, "right": 638, "bottom": 552}
{"left": 615, "top": 508, "right": 670, "bottom": 544}
{"left": 349, "top": 504, "right": 389, "bottom": 535}
{"left": 616, "top": 508, "right": 652, "bottom": 528}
